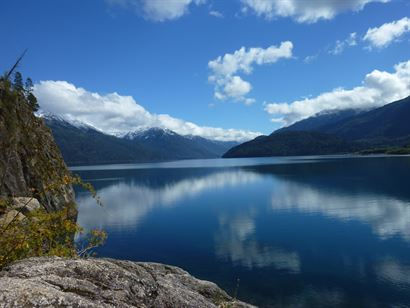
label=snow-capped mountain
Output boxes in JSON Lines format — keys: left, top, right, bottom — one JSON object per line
{"left": 122, "top": 127, "right": 238, "bottom": 160}
{"left": 122, "top": 127, "right": 178, "bottom": 140}
{"left": 38, "top": 113, "right": 97, "bottom": 131}
{"left": 42, "top": 115, "right": 238, "bottom": 165}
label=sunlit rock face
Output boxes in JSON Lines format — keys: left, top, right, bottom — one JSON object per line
{"left": 0, "top": 257, "right": 254, "bottom": 308}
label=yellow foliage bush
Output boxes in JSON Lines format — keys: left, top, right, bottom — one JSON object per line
{"left": 0, "top": 195, "right": 107, "bottom": 270}
{"left": 0, "top": 202, "right": 78, "bottom": 267}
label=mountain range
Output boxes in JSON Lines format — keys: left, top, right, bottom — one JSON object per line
{"left": 43, "top": 115, "right": 238, "bottom": 165}
{"left": 223, "top": 96, "right": 410, "bottom": 158}
{"left": 44, "top": 95, "right": 410, "bottom": 163}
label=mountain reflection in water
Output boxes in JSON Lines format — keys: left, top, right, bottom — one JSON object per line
{"left": 74, "top": 156, "right": 410, "bottom": 307}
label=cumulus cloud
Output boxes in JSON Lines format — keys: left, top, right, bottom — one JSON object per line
{"left": 330, "top": 32, "right": 357, "bottom": 55}
{"left": 34, "top": 80, "right": 261, "bottom": 141}
{"left": 208, "top": 41, "right": 293, "bottom": 104}
{"left": 209, "top": 10, "right": 223, "bottom": 18}
{"left": 222, "top": 75, "right": 252, "bottom": 99}
{"left": 364, "top": 17, "right": 410, "bottom": 48}
{"left": 265, "top": 60, "right": 410, "bottom": 126}
{"left": 240, "top": 0, "right": 390, "bottom": 23}
{"left": 106, "top": 0, "right": 206, "bottom": 21}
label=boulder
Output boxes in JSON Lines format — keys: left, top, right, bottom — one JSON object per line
{"left": 0, "top": 209, "right": 25, "bottom": 226}
{"left": 0, "top": 257, "right": 255, "bottom": 307}
{"left": 11, "top": 197, "right": 41, "bottom": 214}
{"left": 0, "top": 197, "right": 42, "bottom": 226}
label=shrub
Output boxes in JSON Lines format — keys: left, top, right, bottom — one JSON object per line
{"left": 0, "top": 179, "right": 107, "bottom": 269}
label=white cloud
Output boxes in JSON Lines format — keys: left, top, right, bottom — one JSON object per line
{"left": 330, "top": 32, "right": 357, "bottom": 55}
{"left": 209, "top": 10, "right": 223, "bottom": 18}
{"left": 223, "top": 75, "right": 252, "bottom": 98}
{"left": 241, "top": 0, "right": 391, "bottom": 23}
{"left": 304, "top": 54, "right": 318, "bottom": 64}
{"left": 208, "top": 41, "right": 293, "bottom": 104}
{"left": 106, "top": 0, "right": 206, "bottom": 21}
{"left": 364, "top": 17, "right": 410, "bottom": 48}
{"left": 265, "top": 60, "right": 410, "bottom": 126}
{"left": 209, "top": 41, "right": 293, "bottom": 77}
{"left": 34, "top": 80, "right": 261, "bottom": 141}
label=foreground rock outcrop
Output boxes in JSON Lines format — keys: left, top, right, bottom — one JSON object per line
{"left": 0, "top": 257, "right": 254, "bottom": 307}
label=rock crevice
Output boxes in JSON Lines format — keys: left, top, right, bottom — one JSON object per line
{"left": 0, "top": 257, "right": 254, "bottom": 307}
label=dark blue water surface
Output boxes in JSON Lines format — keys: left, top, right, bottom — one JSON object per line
{"left": 72, "top": 155, "right": 410, "bottom": 307}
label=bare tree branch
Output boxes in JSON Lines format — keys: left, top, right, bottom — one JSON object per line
{"left": 5, "top": 49, "right": 28, "bottom": 80}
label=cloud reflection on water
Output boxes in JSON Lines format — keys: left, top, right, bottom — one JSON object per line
{"left": 269, "top": 180, "right": 410, "bottom": 241}
{"left": 77, "top": 170, "right": 262, "bottom": 229}
{"left": 214, "top": 212, "right": 300, "bottom": 272}
{"left": 376, "top": 258, "right": 410, "bottom": 286}
{"left": 74, "top": 157, "right": 410, "bottom": 307}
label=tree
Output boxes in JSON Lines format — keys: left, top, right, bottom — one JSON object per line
{"left": 13, "top": 72, "right": 23, "bottom": 92}
{"left": 28, "top": 92, "right": 39, "bottom": 112}
{"left": 25, "top": 77, "right": 33, "bottom": 94}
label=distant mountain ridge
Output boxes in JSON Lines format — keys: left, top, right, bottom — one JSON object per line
{"left": 123, "top": 127, "right": 238, "bottom": 161}
{"left": 276, "top": 109, "right": 366, "bottom": 134}
{"left": 43, "top": 115, "right": 238, "bottom": 165}
{"left": 223, "top": 131, "right": 357, "bottom": 158}
{"left": 279, "top": 96, "right": 410, "bottom": 145}
{"left": 224, "top": 96, "right": 410, "bottom": 158}
{"left": 317, "top": 96, "right": 410, "bottom": 144}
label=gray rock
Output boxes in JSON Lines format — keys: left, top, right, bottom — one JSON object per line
{"left": 11, "top": 197, "right": 41, "bottom": 214}
{"left": 0, "top": 209, "right": 25, "bottom": 226}
{"left": 0, "top": 257, "right": 255, "bottom": 308}
{"left": 0, "top": 198, "right": 41, "bottom": 226}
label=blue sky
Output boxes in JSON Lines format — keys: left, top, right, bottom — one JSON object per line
{"left": 1, "top": 0, "right": 410, "bottom": 140}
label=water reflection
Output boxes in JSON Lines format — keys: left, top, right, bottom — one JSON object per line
{"left": 281, "top": 287, "right": 346, "bottom": 308}
{"left": 377, "top": 258, "right": 410, "bottom": 286}
{"left": 74, "top": 156, "right": 410, "bottom": 307}
{"left": 269, "top": 181, "right": 410, "bottom": 241}
{"left": 215, "top": 211, "right": 300, "bottom": 272}
{"left": 77, "top": 169, "right": 262, "bottom": 229}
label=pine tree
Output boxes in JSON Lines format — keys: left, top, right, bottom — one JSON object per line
{"left": 25, "top": 77, "right": 33, "bottom": 94}
{"left": 28, "top": 92, "right": 39, "bottom": 112}
{"left": 13, "top": 72, "right": 23, "bottom": 92}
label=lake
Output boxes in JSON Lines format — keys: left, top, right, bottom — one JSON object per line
{"left": 72, "top": 155, "right": 410, "bottom": 307}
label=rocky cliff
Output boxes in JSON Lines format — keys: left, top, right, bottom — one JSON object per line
{"left": 0, "top": 257, "right": 253, "bottom": 307}
{"left": 0, "top": 79, "right": 75, "bottom": 212}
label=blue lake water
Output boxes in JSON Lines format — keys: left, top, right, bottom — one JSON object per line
{"left": 72, "top": 155, "right": 410, "bottom": 307}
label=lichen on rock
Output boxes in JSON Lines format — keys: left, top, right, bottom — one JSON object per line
{"left": 0, "top": 257, "right": 254, "bottom": 308}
